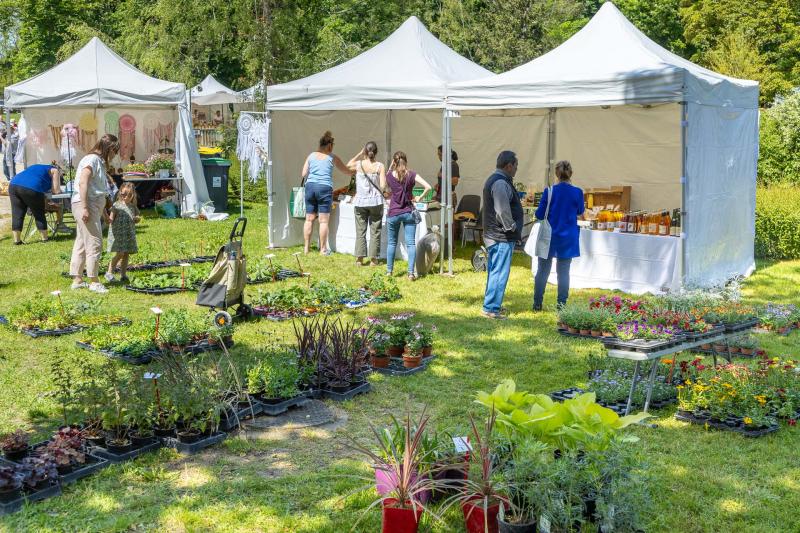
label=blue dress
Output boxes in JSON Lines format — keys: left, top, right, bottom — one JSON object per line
{"left": 535, "top": 182, "right": 585, "bottom": 259}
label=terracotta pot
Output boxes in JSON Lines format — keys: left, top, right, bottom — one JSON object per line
{"left": 386, "top": 345, "right": 405, "bottom": 357}
{"left": 712, "top": 344, "right": 727, "bottom": 352}
{"left": 700, "top": 343, "right": 711, "bottom": 350}
{"left": 422, "top": 345, "right": 432, "bottom": 357}
{"left": 741, "top": 348, "right": 754, "bottom": 356}
{"left": 579, "top": 329, "right": 591, "bottom": 336}
{"left": 601, "top": 332, "right": 614, "bottom": 338}
{"left": 462, "top": 498, "right": 503, "bottom": 533}
{"left": 567, "top": 327, "right": 578, "bottom": 334}
{"left": 590, "top": 330, "right": 602, "bottom": 337}
{"left": 371, "top": 354, "right": 390, "bottom": 368}
{"left": 729, "top": 346, "right": 740, "bottom": 353}
{"left": 403, "top": 354, "right": 422, "bottom": 368}
{"left": 779, "top": 327, "right": 790, "bottom": 334}
{"left": 382, "top": 498, "right": 423, "bottom": 533}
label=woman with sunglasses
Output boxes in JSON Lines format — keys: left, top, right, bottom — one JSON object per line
{"left": 300, "top": 130, "right": 351, "bottom": 255}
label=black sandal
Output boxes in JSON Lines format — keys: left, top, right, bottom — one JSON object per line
{"left": 13, "top": 241, "right": 25, "bottom": 246}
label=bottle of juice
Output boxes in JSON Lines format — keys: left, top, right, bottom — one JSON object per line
{"left": 658, "top": 210, "right": 669, "bottom": 235}
{"left": 597, "top": 210, "right": 606, "bottom": 231}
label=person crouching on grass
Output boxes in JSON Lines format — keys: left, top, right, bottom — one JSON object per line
{"left": 104, "top": 183, "right": 140, "bottom": 285}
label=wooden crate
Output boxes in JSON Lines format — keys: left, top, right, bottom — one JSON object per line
{"left": 585, "top": 186, "right": 631, "bottom": 212}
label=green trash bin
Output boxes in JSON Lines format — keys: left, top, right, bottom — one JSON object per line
{"left": 201, "top": 158, "right": 231, "bottom": 212}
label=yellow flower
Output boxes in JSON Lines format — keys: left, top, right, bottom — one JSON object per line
{"left": 661, "top": 358, "right": 674, "bottom": 365}
{"left": 744, "top": 417, "right": 752, "bottom": 425}
{"left": 676, "top": 385, "right": 684, "bottom": 390}
{"left": 723, "top": 383, "right": 732, "bottom": 389}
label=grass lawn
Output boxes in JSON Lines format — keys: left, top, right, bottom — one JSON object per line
{"left": 0, "top": 201, "right": 799, "bottom": 532}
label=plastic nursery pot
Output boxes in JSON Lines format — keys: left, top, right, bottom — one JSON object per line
{"left": 402, "top": 355, "right": 422, "bottom": 369}
{"left": 498, "top": 515, "right": 537, "bottom": 533}
{"left": 422, "top": 346, "right": 432, "bottom": 357}
{"left": 567, "top": 327, "right": 578, "bottom": 334}
{"left": 579, "top": 329, "right": 591, "bottom": 336}
{"left": 177, "top": 430, "right": 203, "bottom": 444}
{"left": 0, "top": 487, "right": 22, "bottom": 504}
{"left": 371, "top": 355, "right": 390, "bottom": 368}
{"left": 3, "top": 446, "right": 30, "bottom": 462}
{"left": 106, "top": 439, "right": 132, "bottom": 454}
{"left": 130, "top": 431, "right": 155, "bottom": 447}
{"left": 590, "top": 330, "right": 602, "bottom": 337}
{"left": 329, "top": 381, "right": 351, "bottom": 394}
{"left": 463, "top": 498, "right": 504, "bottom": 533}
{"left": 154, "top": 425, "right": 176, "bottom": 438}
{"left": 382, "top": 498, "right": 423, "bottom": 533}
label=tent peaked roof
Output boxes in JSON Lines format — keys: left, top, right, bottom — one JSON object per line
{"left": 191, "top": 74, "right": 241, "bottom": 105}
{"left": 267, "top": 16, "right": 492, "bottom": 110}
{"left": 4, "top": 37, "right": 186, "bottom": 108}
{"left": 449, "top": 2, "right": 758, "bottom": 109}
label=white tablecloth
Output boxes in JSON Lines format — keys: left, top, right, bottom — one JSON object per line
{"left": 329, "top": 199, "right": 438, "bottom": 260}
{"left": 533, "top": 229, "right": 681, "bottom": 294}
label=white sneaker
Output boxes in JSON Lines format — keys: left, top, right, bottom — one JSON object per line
{"left": 104, "top": 272, "right": 115, "bottom": 283}
{"left": 71, "top": 281, "right": 88, "bottom": 290}
{"left": 88, "top": 282, "right": 109, "bottom": 294}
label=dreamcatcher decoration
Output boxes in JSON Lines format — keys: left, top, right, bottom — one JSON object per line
{"left": 118, "top": 114, "right": 136, "bottom": 162}
{"left": 49, "top": 125, "right": 62, "bottom": 150}
{"left": 236, "top": 113, "right": 269, "bottom": 183}
{"left": 104, "top": 111, "right": 120, "bottom": 137}
{"left": 78, "top": 112, "right": 98, "bottom": 151}
{"left": 59, "top": 124, "right": 80, "bottom": 166}
{"left": 143, "top": 113, "right": 175, "bottom": 154}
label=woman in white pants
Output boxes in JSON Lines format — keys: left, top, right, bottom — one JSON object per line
{"left": 70, "top": 134, "right": 119, "bottom": 293}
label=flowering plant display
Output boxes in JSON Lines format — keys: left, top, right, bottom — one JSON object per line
{"left": 616, "top": 322, "right": 676, "bottom": 341}
{"left": 145, "top": 153, "right": 175, "bottom": 174}
{"left": 758, "top": 303, "right": 797, "bottom": 331}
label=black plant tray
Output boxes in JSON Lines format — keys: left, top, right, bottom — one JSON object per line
{"left": 0, "top": 480, "right": 61, "bottom": 516}
{"left": 681, "top": 325, "right": 726, "bottom": 342}
{"left": 59, "top": 453, "right": 109, "bottom": 485}
{"left": 388, "top": 354, "right": 437, "bottom": 365}
{"left": 75, "top": 341, "right": 157, "bottom": 365}
{"left": 164, "top": 432, "right": 227, "bottom": 454}
{"left": 219, "top": 403, "right": 262, "bottom": 431}
{"left": 125, "top": 286, "right": 193, "bottom": 295}
{"left": 601, "top": 334, "right": 685, "bottom": 353}
{"left": 21, "top": 324, "right": 84, "bottom": 338}
{"left": 556, "top": 327, "right": 604, "bottom": 341}
{"left": 722, "top": 318, "right": 759, "bottom": 333}
{"left": 256, "top": 395, "right": 308, "bottom": 416}
{"left": 675, "top": 411, "right": 779, "bottom": 437}
{"left": 549, "top": 387, "right": 585, "bottom": 401}
{"left": 371, "top": 360, "right": 429, "bottom": 376}
{"left": 322, "top": 381, "right": 372, "bottom": 401}
{"left": 92, "top": 439, "right": 162, "bottom": 463}
{"left": 248, "top": 269, "right": 303, "bottom": 284}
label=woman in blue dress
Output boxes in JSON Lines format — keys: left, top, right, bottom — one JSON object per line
{"left": 533, "top": 160, "right": 585, "bottom": 310}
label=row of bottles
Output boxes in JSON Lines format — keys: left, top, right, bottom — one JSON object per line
{"left": 594, "top": 209, "right": 681, "bottom": 236}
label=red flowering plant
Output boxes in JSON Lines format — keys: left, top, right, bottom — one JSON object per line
{"left": 588, "top": 295, "right": 645, "bottom": 321}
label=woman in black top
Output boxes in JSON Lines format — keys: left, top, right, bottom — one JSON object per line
{"left": 435, "top": 145, "right": 460, "bottom": 207}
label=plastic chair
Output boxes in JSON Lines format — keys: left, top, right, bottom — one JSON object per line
{"left": 454, "top": 194, "right": 482, "bottom": 247}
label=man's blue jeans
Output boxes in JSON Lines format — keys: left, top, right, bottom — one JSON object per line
{"left": 386, "top": 211, "right": 417, "bottom": 275}
{"left": 483, "top": 241, "right": 514, "bottom": 314}
{"left": 533, "top": 256, "right": 572, "bottom": 309}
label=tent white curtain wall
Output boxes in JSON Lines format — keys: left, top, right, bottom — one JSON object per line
{"left": 4, "top": 37, "right": 210, "bottom": 212}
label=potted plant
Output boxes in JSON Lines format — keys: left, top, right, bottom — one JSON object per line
{"left": 384, "top": 321, "right": 410, "bottom": 356}
{"left": 441, "top": 412, "right": 508, "bottom": 533}
{"left": 1, "top": 430, "right": 30, "bottom": 461}
{"left": 100, "top": 360, "right": 132, "bottom": 454}
{"left": 19, "top": 456, "right": 58, "bottom": 491}
{"left": 371, "top": 333, "right": 391, "bottom": 368}
{"left": 348, "top": 409, "right": 439, "bottom": 533}
{"left": 40, "top": 439, "right": 86, "bottom": 474}
{"left": 403, "top": 328, "right": 426, "bottom": 369}
{"left": 145, "top": 153, "right": 175, "bottom": 178}
{"left": 496, "top": 437, "right": 549, "bottom": 533}
{"left": 0, "top": 465, "right": 23, "bottom": 503}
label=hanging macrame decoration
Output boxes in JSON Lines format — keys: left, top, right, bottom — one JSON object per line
{"left": 143, "top": 114, "right": 175, "bottom": 154}
{"left": 60, "top": 124, "right": 80, "bottom": 166}
{"left": 78, "top": 112, "right": 98, "bottom": 152}
{"left": 49, "top": 125, "right": 62, "bottom": 150}
{"left": 104, "top": 111, "right": 119, "bottom": 137}
{"left": 118, "top": 114, "right": 137, "bottom": 162}
{"left": 236, "top": 113, "right": 269, "bottom": 183}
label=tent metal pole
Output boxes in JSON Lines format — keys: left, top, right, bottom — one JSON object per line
{"left": 266, "top": 111, "right": 274, "bottom": 248}
{"left": 546, "top": 108, "right": 556, "bottom": 187}
{"left": 446, "top": 111, "right": 454, "bottom": 275}
{"left": 680, "top": 102, "right": 688, "bottom": 288}
{"left": 439, "top": 110, "right": 446, "bottom": 274}
{"left": 4, "top": 107, "right": 10, "bottom": 175}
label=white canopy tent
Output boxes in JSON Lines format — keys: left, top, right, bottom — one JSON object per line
{"left": 264, "top": 16, "right": 493, "bottom": 273}
{"left": 4, "top": 37, "right": 210, "bottom": 212}
{"left": 447, "top": 2, "right": 759, "bottom": 289}
{"left": 191, "top": 75, "right": 240, "bottom": 106}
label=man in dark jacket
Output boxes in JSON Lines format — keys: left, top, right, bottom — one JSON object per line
{"left": 481, "top": 150, "right": 523, "bottom": 319}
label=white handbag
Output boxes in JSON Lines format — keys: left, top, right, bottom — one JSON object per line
{"left": 525, "top": 186, "right": 552, "bottom": 259}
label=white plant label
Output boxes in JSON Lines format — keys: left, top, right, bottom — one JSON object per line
{"left": 265, "top": 253, "right": 276, "bottom": 259}
{"left": 51, "top": 290, "right": 61, "bottom": 296}
{"left": 143, "top": 373, "right": 162, "bottom": 380}
{"left": 179, "top": 263, "right": 191, "bottom": 267}
{"left": 150, "top": 307, "right": 163, "bottom": 315}
{"left": 453, "top": 436, "right": 471, "bottom": 453}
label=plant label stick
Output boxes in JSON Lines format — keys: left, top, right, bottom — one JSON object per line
{"left": 150, "top": 307, "right": 163, "bottom": 340}
{"left": 453, "top": 436, "right": 472, "bottom": 453}
{"left": 51, "top": 290, "right": 65, "bottom": 317}
{"left": 179, "top": 263, "right": 191, "bottom": 290}
{"left": 292, "top": 251, "right": 304, "bottom": 273}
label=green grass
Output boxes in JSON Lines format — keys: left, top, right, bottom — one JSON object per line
{"left": 1, "top": 202, "right": 799, "bottom": 531}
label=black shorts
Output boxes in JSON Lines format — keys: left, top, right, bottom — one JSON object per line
{"left": 9, "top": 185, "right": 47, "bottom": 232}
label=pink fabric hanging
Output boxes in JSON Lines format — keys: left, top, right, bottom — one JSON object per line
{"left": 118, "top": 114, "right": 137, "bottom": 161}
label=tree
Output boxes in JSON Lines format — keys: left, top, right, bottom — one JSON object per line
{"left": 759, "top": 91, "right": 800, "bottom": 186}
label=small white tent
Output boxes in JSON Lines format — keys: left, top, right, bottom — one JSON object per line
{"left": 4, "top": 37, "right": 209, "bottom": 211}
{"left": 191, "top": 75, "right": 240, "bottom": 106}
{"left": 447, "top": 3, "right": 759, "bottom": 289}
{"left": 265, "top": 16, "right": 493, "bottom": 271}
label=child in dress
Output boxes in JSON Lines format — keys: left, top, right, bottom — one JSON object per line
{"left": 105, "top": 183, "right": 140, "bottom": 284}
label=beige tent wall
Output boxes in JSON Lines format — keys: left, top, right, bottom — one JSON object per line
{"left": 270, "top": 110, "right": 390, "bottom": 247}
{"left": 23, "top": 106, "right": 178, "bottom": 171}
{"left": 454, "top": 109, "right": 549, "bottom": 201}
{"left": 554, "top": 103, "right": 682, "bottom": 212}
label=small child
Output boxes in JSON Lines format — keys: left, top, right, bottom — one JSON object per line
{"left": 105, "top": 183, "right": 140, "bottom": 284}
